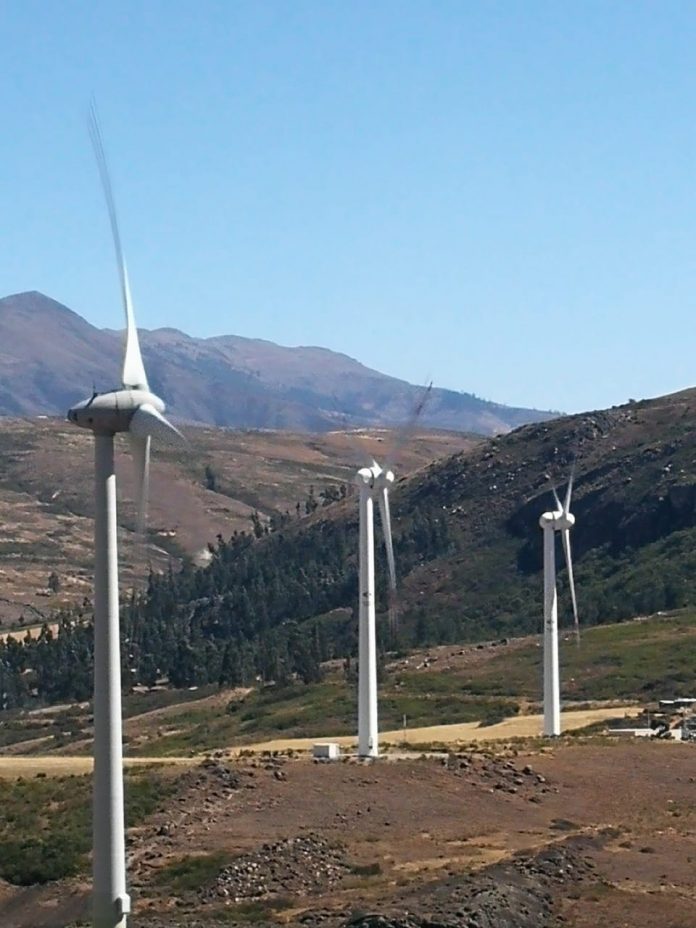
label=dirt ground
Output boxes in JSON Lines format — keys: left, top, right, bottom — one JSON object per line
{"left": 0, "top": 755, "right": 197, "bottom": 777}
{"left": 2, "top": 739, "right": 695, "bottom": 927}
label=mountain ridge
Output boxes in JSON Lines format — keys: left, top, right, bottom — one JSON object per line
{"left": 0, "top": 291, "right": 555, "bottom": 434}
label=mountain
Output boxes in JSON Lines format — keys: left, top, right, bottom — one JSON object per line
{"left": 0, "top": 291, "right": 554, "bottom": 434}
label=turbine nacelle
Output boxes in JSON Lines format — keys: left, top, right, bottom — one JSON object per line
{"left": 355, "top": 461, "right": 395, "bottom": 491}
{"left": 68, "top": 389, "right": 166, "bottom": 434}
{"left": 539, "top": 510, "right": 575, "bottom": 531}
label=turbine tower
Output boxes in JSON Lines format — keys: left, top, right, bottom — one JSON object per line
{"left": 355, "top": 459, "right": 396, "bottom": 759}
{"left": 539, "top": 470, "right": 579, "bottom": 737}
{"left": 68, "top": 109, "right": 182, "bottom": 928}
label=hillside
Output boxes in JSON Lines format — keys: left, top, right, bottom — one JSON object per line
{"left": 5, "top": 387, "right": 696, "bottom": 709}
{"left": 1, "top": 610, "right": 686, "bottom": 760}
{"left": 0, "top": 418, "right": 471, "bottom": 626}
{"left": 127, "top": 385, "right": 696, "bottom": 668}
{"left": 396, "top": 386, "right": 696, "bottom": 639}
{"left": 0, "top": 291, "right": 555, "bottom": 434}
{"left": 132, "top": 384, "right": 696, "bottom": 649}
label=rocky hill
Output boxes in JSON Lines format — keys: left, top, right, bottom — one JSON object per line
{"left": 107, "top": 384, "right": 696, "bottom": 682}
{"left": 0, "top": 291, "right": 555, "bottom": 434}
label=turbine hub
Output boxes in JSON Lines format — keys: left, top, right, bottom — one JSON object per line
{"left": 355, "top": 466, "right": 375, "bottom": 487}
{"left": 355, "top": 461, "right": 395, "bottom": 490}
{"left": 374, "top": 468, "right": 395, "bottom": 489}
{"left": 539, "top": 510, "right": 575, "bottom": 530}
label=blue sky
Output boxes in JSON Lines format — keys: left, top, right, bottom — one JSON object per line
{"left": 3, "top": 1, "right": 696, "bottom": 413}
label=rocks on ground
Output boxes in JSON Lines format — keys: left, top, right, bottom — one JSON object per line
{"left": 441, "top": 751, "right": 555, "bottom": 802}
{"left": 203, "top": 833, "right": 351, "bottom": 904}
{"left": 132, "top": 836, "right": 599, "bottom": 928}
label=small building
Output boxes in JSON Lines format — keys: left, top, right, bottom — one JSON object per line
{"left": 608, "top": 727, "right": 656, "bottom": 738}
{"left": 659, "top": 698, "right": 696, "bottom": 711}
{"left": 313, "top": 742, "right": 341, "bottom": 760}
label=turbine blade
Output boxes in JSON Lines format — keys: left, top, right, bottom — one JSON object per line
{"left": 128, "top": 434, "right": 150, "bottom": 535}
{"left": 377, "top": 486, "right": 398, "bottom": 632}
{"left": 88, "top": 102, "right": 149, "bottom": 391}
{"left": 384, "top": 381, "right": 433, "bottom": 472}
{"left": 562, "top": 529, "right": 580, "bottom": 642}
{"left": 564, "top": 462, "right": 576, "bottom": 514}
{"left": 378, "top": 487, "right": 397, "bottom": 592}
{"left": 129, "top": 404, "right": 185, "bottom": 446}
{"left": 548, "top": 477, "right": 562, "bottom": 511}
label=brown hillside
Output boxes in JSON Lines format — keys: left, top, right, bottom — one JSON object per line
{"left": 0, "top": 417, "right": 473, "bottom": 626}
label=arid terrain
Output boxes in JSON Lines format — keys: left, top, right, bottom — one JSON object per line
{"left": 4, "top": 387, "right": 696, "bottom": 928}
{"left": 1, "top": 739, "right": 694, "bottom": 928}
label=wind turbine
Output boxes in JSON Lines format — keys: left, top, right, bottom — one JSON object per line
{"left": 350, "top": 385, "right": 432, "bottom": 759}
{"left": 68, "top": 108, "right": 183, "bottom": 928}
{"left": 539, "top": 468, "right": 579, "bottom": 737}
{"left": 355, "top": 458, "right": 396, "bottom": 759}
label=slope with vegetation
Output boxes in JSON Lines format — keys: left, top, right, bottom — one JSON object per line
{"left": 0, "top": 417, "right": 469, "bottom": 625}
{"left": 2, "top": 610, "right": 690, "bottom": 758}
{"left": 4, "top": 389, "right": 696, "bottom": 712}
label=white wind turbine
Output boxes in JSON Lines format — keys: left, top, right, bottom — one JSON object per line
{"left": 68, "top": 109, "right": 183, "bottom": 928}
{"left": 350, "top": 385, "right": 431, "bottom": 759}
{"left": 538, "top": 468, "right": 579, "bottom": 737}
{"left": 355, "top": 457, "right": 397, "bottom": 759}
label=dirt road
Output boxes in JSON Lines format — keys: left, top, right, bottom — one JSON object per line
{"left": 226, "top": 704, "right": 642, "bottom": 754}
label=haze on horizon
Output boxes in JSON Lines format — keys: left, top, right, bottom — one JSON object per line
{"left": 2, "top": 1, "right": 696, "bottom": 415}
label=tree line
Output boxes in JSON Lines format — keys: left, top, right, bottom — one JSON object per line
{"left": 0, "top": 502, "right": 452, "bottom": 710}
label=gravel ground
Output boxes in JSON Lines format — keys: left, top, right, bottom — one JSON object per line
{"left": 133, "top": 836, "right": 597, "bottom": 927}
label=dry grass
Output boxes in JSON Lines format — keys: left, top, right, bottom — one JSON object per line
{"left": 0, "top": 755, "right": 196, "bottom": 779}
{"left": 0, "top": 704, "right": 641, "bottom": 776}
